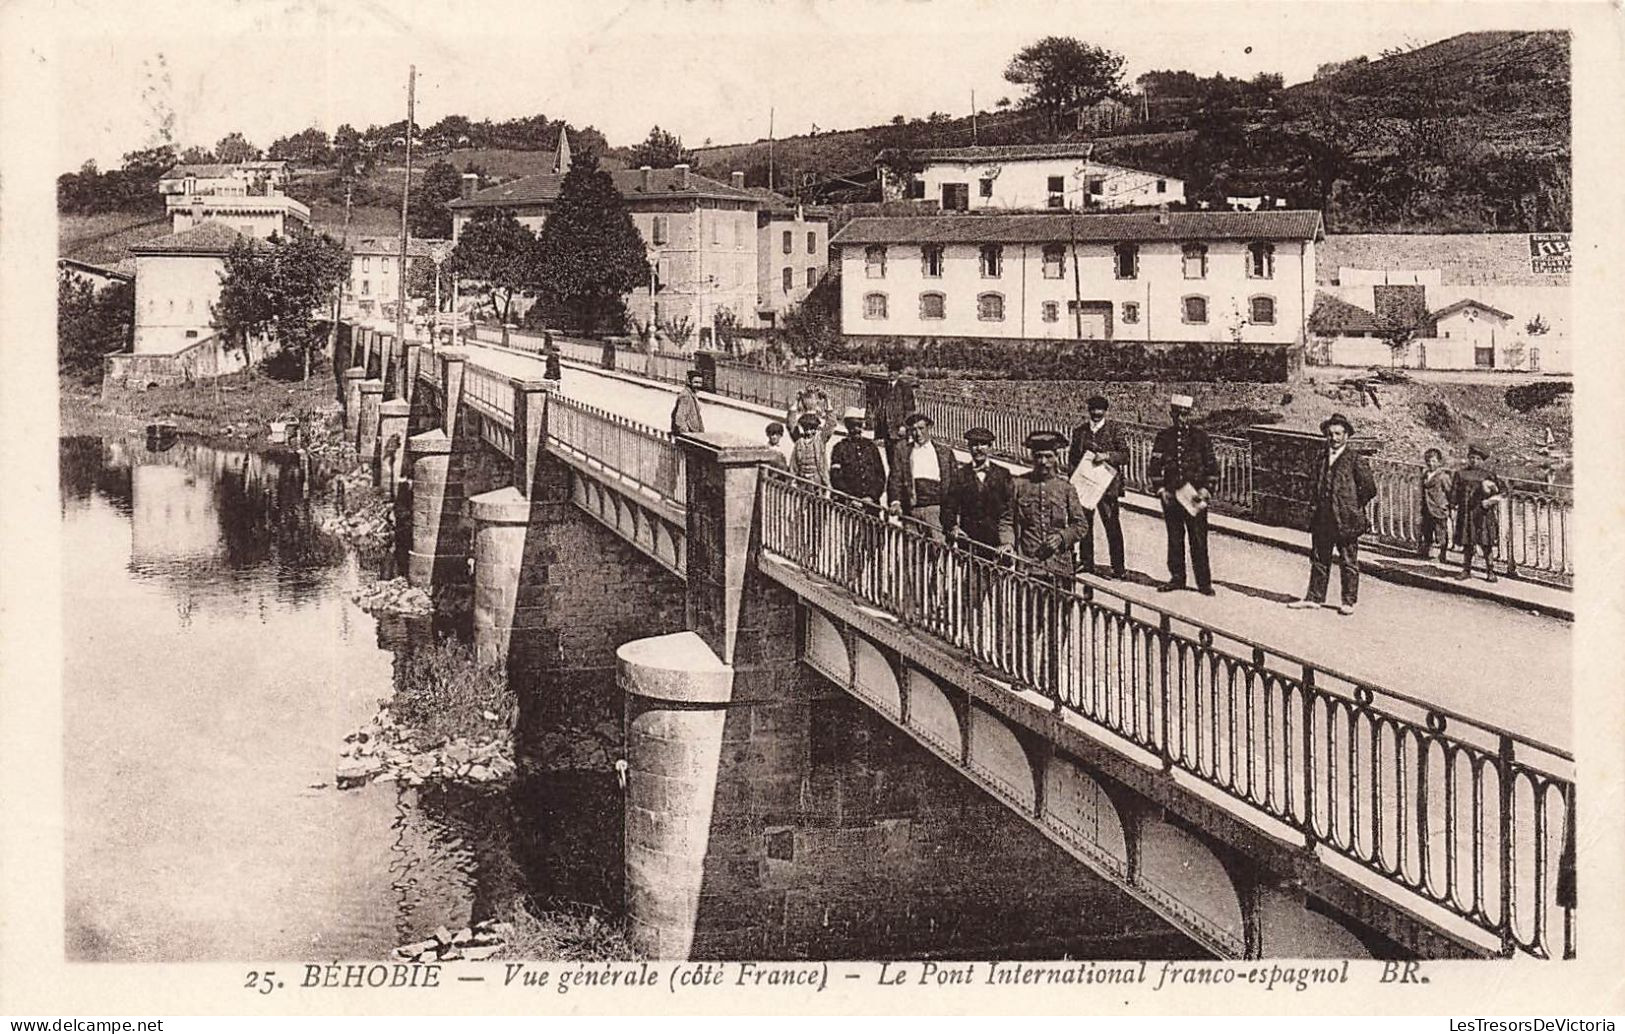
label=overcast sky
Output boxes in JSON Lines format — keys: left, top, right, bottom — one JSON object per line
{"left": 51, "top": 0, "right": 1566, "bottom": 170}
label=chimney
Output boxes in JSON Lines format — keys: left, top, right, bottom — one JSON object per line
{"left": 675, "top": 163, "right": 690, "bottom": 190}
{"left": 191, "top": 200, "right": 204, "bottom": 226}
{"left": 460, "top": 173, "right": 479, "bottom": 201}
{"left": 730, "top": 171, "right": 745, "bottom": 189}
{"left": 640, "top": 165, "right": 653, "bottom": 192}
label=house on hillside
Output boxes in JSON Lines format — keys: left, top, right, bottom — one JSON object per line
{"left": 747, "top": 187, "right": 830, "bottom": 326}
{"left": 158, "top": 160, "right": 309, "bottom": 240}
{"left": 876, "top": 142, "right": 1185, "bottom": 212}
{"left": 448, "top": 153, "right": 762, "bottom": 338}
{"left": 1309, "top": 232, "right": 1571, "bottom": 372}
{"left": 830, "top": 209, "right": 1320, "bottom": 343}
{"left": 342, "top": 236, "right": 449, "bottom": 318}
{"left": 58, "top": 256, "right": 135, "bottom": 291}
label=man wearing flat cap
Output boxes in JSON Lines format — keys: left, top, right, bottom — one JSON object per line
{"left": 1067, "top": 394, "right": 1130, "bottom": 578}
{"left": 943, "top": 427, "right": 1015, "bottom": 552}
{"left": 1149, "top": 394, "right": 1220, "bottom": 594}
{"left": 1002, "top": 431, "right": 1088, "bottom": 578}
{"left": 887, "top": 412, "right": 955, "bottom": 539}
{"left": 1288, "top": 413, "right": 1377, "bottom": 615}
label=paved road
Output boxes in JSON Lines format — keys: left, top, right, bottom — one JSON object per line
{"left": 458, "top": 343, "right": 1572, "bottom": 751}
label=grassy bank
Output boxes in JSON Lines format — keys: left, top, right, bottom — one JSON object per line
{"left": 493, "top": 902, "right": 638, "bottom": 961}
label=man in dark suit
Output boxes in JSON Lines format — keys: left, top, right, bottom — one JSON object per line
{"left": 943, "top": 427, "right": 1015, "bottom": 552}
{"left": 1066, "top": 394, "right": 1130, "bottom": 578}
{"left": 1148, "top": 393, "right": 1220, "bottom": 595}
{"left": 873, "top": 358, "right": 918, "bottom": 450}
{"left": 829, "top": 407, "right": 886, "bottom": 506}
{"left": 887, "top": 412, "right": 955, "bottom": 539}
{"left": 1288, "top": 413, "right": 1377, "bottom": 615}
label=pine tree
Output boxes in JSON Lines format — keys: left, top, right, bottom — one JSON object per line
{"left": 533, "top": 153, "right": 650, "bottom": 336}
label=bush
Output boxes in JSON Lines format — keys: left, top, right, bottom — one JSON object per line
{"left": 1504, "top": 381, "right": 1572, "bottom": 414}
{"left": 389, "top": 638, "right": 513, "bottom": 745}
{"left": 819, "top": 335, "right": 1296, "bottom": 382}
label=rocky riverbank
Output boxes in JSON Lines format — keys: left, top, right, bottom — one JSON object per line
{"left": 351, "top": 577, "right": 432, "bottom": 615}
{"left": 334, "top": 707, "right": 515, "bottom": 790}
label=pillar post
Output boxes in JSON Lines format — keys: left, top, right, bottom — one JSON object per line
{"left": 359, "top": 327, "right": 374, "bottom": 380}
{"left": 678, "top": 433, "right": 782, "bottom": 665}
{"left": 357, "top": 379, "right": 386, "bottom": 462}
{"left": 377, "top": 333, "right": 396, "bottom": 400}
{"left": 342, "top": 366, "right": 366, "bottom": 447}
{"left": 402, "top": 339, "right": 422, "bottom": 406}
{"left": 467, "top": 487, "right": 532, "bottom": 664}
{"left": 510, "top": 377, "right": 557, "bottom": 497}
{"left": 404, "top": 429, "right": 472, "bottom": 590}
{"left": 439, "top": 348, "right": 468, "bottom": 441}
{"left": 375, "top": 399, "right": 411, "bottom": 493}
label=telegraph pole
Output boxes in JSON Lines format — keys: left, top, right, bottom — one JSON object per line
{"left": 767, "top": 107, "right": 775, "bottom": 190}
{"left": 971, "top": 90, "right": 977, "bottom": 144}
{"left": 394, "top": 63, "right": 416, "bottom": 391}
{"left": 323, "top": 181, "right": 354, "bottom": 377}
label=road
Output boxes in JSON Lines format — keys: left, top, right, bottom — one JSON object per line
{"left": 458, "top": 342, "right": 1572, "bottom": 751}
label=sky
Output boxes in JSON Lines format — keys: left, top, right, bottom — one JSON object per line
{"left": 47, "top": 0, "right": 1572, "bottom": 171}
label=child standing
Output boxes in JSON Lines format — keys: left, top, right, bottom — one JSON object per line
{"left": 1417, "top": 448, "right": 1454, "bottom": 562}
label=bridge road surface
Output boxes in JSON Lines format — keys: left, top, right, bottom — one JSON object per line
{"left": 458, "top": 343, "right": 1572, "bottom": 752}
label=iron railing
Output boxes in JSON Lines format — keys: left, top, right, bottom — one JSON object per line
{"left": 758, "top": 467, "right": 1575, "bottom": 959}
{"left": 713, "top": 361, "right": 867, "bottom": 415}
{"left": 461, "top": 364, "right": 513, "bottom": 424}
{"left": 546, "top": 394, "right": 686, "bottom": 510}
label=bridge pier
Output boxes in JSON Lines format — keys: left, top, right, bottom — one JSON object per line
{"left": 341, "top": 366, "right": 366, "bottom": 448}
{"left": 375, "top": 399, "right": 410, "bottom": 493}
{"left": 356, "top": 380, "right": 385, "bottom": 461}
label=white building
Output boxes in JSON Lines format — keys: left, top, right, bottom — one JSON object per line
{"left": 342, "top": 236, "right": 448, "bottom": 318}
{"left": 159, "top": 161, "right": 309, "bottom": 240}
{"left": 831, "top": 210, "right": 1321, "bottom": 344}
{"left": 749, "top": 187, "right": 831, "bottom": 326}
{"left": 879, "top": 143, "right": 1184, "bottom": 212}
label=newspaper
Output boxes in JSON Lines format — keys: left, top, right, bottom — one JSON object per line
{"left": 1068, "top": 452, "right": 1117, "bottom": 510}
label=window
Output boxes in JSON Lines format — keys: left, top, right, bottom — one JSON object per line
{"left": 864, "top": 245, "right": 887, "bottom": 278}
{"left": 1088, "top": 178, "right": 1104, "bottom": 196}
{"left": 1182, "top": 295, "right": 1208, "bottom": 324}
{"left": 807, "top": 231, "right": 817, "bottom": 254}
{"left": 863, "top": 292, "right": 888, "bottom": 320}
{"left": 1122, "top": 301, "right": 1140, "bottom": 324}
{"left": 652, "top": 216, "right": 668, "bottom": 245}
{"left": 782, "top": 267, "right": 793, "bottom": 293}
{"left": 1156, "top": 179, "right": 1167, "bottom": 193}
{"left": 979, "top": 244, "right": 1003, "bottom": 278}
{"left": 1247, "top": 242, "right": 1275, "bottom": 279}
{"left": 979, "top": 178, "right": 994, "bottom": 198}
{"left": 909, "top": 180, "right": 926, "bottom": 200}
{"left": 1182, "top": 243, "right": 1208, "bottom": 279}
{"left": 1041, "top": 301, "right": 1060, "bottom": 323}
{"left": 941, "top": 183, "right": 970, "bottom": 211}
{"left": 362, "top": 257, "right": 371, "bottom": 272}
{"left": 977, "top": 293, "right": 1005, "bottom": 321}
{"left": 783, "top": 230, "right": 793, "bottom": 255}
{"left": 919, "top": 292, "right": 946, "bottom": 320}
{"left": 362, "top": 279, "right": 370, "bottom": 296}
{"left": 921, "top": 244, "right": 945, "bottom": 277}
{"left": 806, "top": 267, "right": 817, "bottom": 288}
{"left": 735, "top": 220, "right": 745, "bottom": 247}
{"left": 381, "top": 257, "right": 391, "bottom": 274}
{"left": 711, "top": 214, "right": 720, "bottom": 244}
{"left": 1113, "top": 243, "right": 1139, "bottom": 280}
{"left": 185, "top": 329, "right": 198, "bottom": 339}
{"left": 1042, "top": 244, "right": 1066, "bottom": 279}
{"left": 1250, "top": 295, "right": 1277, "bottom": 325}
{"left": 1047, "top": 176, "right": 1065, "bottom": 193}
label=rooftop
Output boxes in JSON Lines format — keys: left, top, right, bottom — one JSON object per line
{"left": 130, "top": 221, "right": 268, "bottom": 257}
{"left": 159, "top": 161, "right": 288, "bottom": 180}
{"left": 348, "top": 235, "right": 449, "bottom": 257}
{"left": 830, "top": 210, "right": 1325, "bottom": 246}
{"left": 449, "top": 166, "right": 758, "bottom": 210}
{"left": 1308, "top": 292, "right": 1380, "bottom": 333}
{"left": 900, "top": 142, "right": 1097, "bottom": 163}
{"left": 1430, "top": 297, "right": 1515, "bottom": 321}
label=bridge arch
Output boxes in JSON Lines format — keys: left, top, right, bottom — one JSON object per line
{"left": 805, "top": 610, "right": 849, "bottom": 688}
{"left": 1136, "top": 815, "right": 1247, "bottom": 956}
{"left": 968, "top": 708, "right": 1036, "bottom": 811}
{"left": 851, "top": 636, "right": 900, "bottom": 719}
{"left": 1042, "top": 756, "right": 1129, "bottom": 876}
{"left": 904, "top": 667, "right": 961, "bottom": 757}
{"left": 1255, "top": 886, "right": 1373, "bottom": 958}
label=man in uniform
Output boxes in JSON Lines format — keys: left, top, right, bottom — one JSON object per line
{"left": 1066, "top": 394, "right": 1129, "bottom": 579}
{"left": 1000, "top": 431, "right": 1088, "bottom": 688}
{"left": 1148, "top": 393, "right": 1219, "bottom": 595}
{"left": 829, "top": 407, "right": 886, "bottom": 507}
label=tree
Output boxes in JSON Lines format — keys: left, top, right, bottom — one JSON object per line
{"left": 775, "top": 271, "right": 841, "bottom": 366}
{"left": 1376, "top": 311, "right": 1421, "bottom": 369}
{"left": 213, "top": 232, "right": 350, "bottom": 380}
{"left": 332, "top": 123, "right": 367, "bottom": 177}
{"left": 629, "top": 125, "right": 688, "bottom": 168}
{"left": 215, "top": 132, "right": 262, "bottom": 163}
{"left": 268, "top": 127, "right": 332, "bottom": 165}
{"left": 178, "top": 145, "right": 214, "bottom": 164}
{"left": 447, "top": 208, "right": 541, "bottom": 326}
{"left": 408, "top": 160, "right": 463, "bottom": 239}
{"left": 1526, "top": 313, "right": 1550, "bottom": 336}
{"left": 1003, "top": 36, "right": 1126, "bottom": 137}
{"left": 58, "top": 270, "right": 134, "bottom": 380}
{"left": 532, "top": 153, "right": 650, "bottom": 336}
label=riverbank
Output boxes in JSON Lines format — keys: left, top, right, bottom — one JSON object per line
{"left": 59, "top": 367, "right": 346, "bottom": 454}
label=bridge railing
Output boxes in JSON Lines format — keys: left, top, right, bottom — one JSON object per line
{"left": 758, "top": 467, "right": 1575, "bottom": 959}
{"left": 545, "top": 394, "right": 686, "bottom": 511}
{"left": 713, "top": 362, "right": 867, "bottom": 415}
{"left": 461, "top": 364, "right": 514, "bottom": 425}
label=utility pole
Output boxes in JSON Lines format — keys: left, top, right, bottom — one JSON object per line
{"left": 971, "top": 90, "right": 977, "bottom": 144}
{"left": 1070, "top": 210, "right": 1084, "bottom": 340}
{"left": 394, "top": 63, "right": 415, "bottom": 391}
{"left": 323, "top": 181, "right": 353, "bottom": 378}
{"left": 767, "top": 107, "right": 775, "bottom": 191}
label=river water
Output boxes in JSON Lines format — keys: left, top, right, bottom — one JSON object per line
{"left": 60, "top": 437, "right": 526, "bottom": 962}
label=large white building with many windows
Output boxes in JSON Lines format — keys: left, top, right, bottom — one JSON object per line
{"left": 878, "top": 143, "right": 1185, "bottom": 212}
{"left": 829, "top": 210, "right": 1323, "bottom": 344}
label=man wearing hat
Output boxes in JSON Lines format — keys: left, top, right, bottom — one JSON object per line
{"left": 872, "top": 357, "right": 918, "bottom": 450}
{"left": 1148, "top": 394, "right": 1220, "bottom": 594}
{"left": 1066, "top": 394, "right": 1130, "bottom": 578}
{"left": 670, "top": 371, "right": 707, "bottom": 435}
{"left": 1003, "top": 431, "right": 1088, "bottom": 578}
{"left": 943, "top": 427, "right": 1015, "bottom": 552}
{"left": 1451, "top": 443, "right": 1504, "bottom": 582}
{"left": 887, "top": 412, "right": 955, "bottom": 538}
{"left": 1288, "top": 413, "right": 1377, "bottom": 615}
{"left": 829, "top": 407, "right": 885, "bottom": 506}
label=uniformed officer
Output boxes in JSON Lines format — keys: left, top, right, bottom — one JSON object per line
{"left": 1002, "top": 430, "right": 1088, "bottom": 577}
{"left": 1148, "top": 393, "right": 1220, "bottom": 595}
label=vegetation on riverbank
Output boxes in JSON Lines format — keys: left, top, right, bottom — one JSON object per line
{"left": 493, "top": 902, "right": 638, "bottom": 961}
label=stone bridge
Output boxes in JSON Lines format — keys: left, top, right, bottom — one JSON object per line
{"left": 333, "top": 324, "right": 1576, "bottom": 963}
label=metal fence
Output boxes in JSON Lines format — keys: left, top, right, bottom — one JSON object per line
{"left": 546, "top": 394, "right": 687, "bottom": 510}
{"left": 713, "top": 361, "right": 867, "bottom": 415}
{"left": 460, "top": 364, "right": 514, "bottom": 425}
{"left": 759, "top": 468, "right": 1576, "bottom": 960}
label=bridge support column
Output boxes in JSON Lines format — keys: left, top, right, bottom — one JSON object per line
{"left": 438, "top": 348, "right": 468, "bottom": 440}
{"left": 376, "top": 333, "right": 395, "bottom": 399}
{"left": 467, "top": 487, "right": 531, "bottom": 664}
{"left": 375, "top": 399, "right": 411, "bottom": 493}
{"left": 342, "top": 366, "right": 366, "bottom": 448}
{"left": 357, "top": 379, "right": 385, "bottom": 463}
{"left": 404, "top": 429, "right": 472, "bottom": 592}
{"left": 402, "top": 339, "right": 422, "bottom": 407}
{"left": 358, "top": 328, "right": 374, "bottom": 379}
